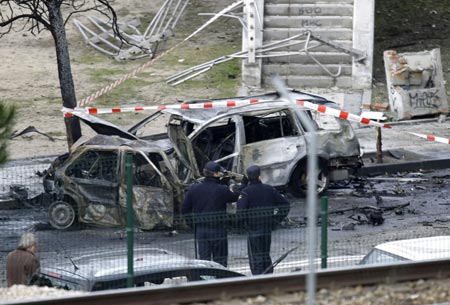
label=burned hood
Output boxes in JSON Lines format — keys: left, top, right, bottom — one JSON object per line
{"left": 80, "top": 134, "right": 172, "bottom": 152}
{"left": 72, "top": 111, "right": 138, "bottom": 140}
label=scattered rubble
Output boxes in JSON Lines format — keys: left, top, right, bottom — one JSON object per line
{"left": 193, "top": 278, "right": 450, "bottom": 305}
{"left": 10, "top": 126, "right": 55, "bottom": 142}
{"left": 0, "top": 285, "right": 84, "bottom": 302}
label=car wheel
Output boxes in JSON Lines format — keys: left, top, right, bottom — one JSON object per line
{"left": 48, "top": 201, "right": 76, "bottom": 230}
{"left": 290, "top": 161, "right": 330, "bottom": 198}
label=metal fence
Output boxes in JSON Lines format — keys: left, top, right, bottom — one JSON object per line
{"left": 1, "top": 157, "right": 449, "bottom": 291}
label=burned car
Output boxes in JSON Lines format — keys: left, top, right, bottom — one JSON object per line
{"left": 128, "top": 90, "right": 362, "bottom": 194}
{"left": 44, "top": 90, "right": 362, "bottom": 230}
{"left": 45, "top": 135, "right": 184, "bottom": 230}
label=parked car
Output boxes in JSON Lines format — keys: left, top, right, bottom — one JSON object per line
{"left": 359, "top": 236, "right": 450, "bottom": 265}
{"left": 38, "top": 247, "right": 244, "bottom": 291}
{"left": 44, "top": 89, "right": 362, "bottom": 230}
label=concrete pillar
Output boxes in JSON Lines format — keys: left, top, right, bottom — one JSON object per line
{"left": 241, "top": 0, "right": 264, "bottom": 91}
{"left": 352, "top": 0, "right": 375, "bottom": 90}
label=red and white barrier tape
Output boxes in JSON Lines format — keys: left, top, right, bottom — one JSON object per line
{"left": 407, "top": 132, "right": 450, "bottom": 145}
{"left": 70, "top": 99, "right": 261, "bottom": 116}
{"left": 65, "top": 98, "right": 391, "bottom": 129}
{"left": 295, "top": 100, "right": 392, "bottom": 129}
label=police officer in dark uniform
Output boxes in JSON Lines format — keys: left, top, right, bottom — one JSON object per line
{"left": 181, "top": 161, "right": 239, "bottom": 267}
{"left": 236, "top": 165, "right": 290, "bottom": 275}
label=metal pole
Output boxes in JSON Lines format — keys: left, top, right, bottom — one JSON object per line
{"left": 273, "top": 77, "right": 318, "bottom": 305}
{"left": 126, "top": 154, "right": 134, "bottom": 288}
{"left": 320, "top": 196, "right": 328, "bottom": 269}
{"left": 376, "top": 126, "right": 383, "bottom": 163}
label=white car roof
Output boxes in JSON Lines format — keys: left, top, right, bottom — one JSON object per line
{"left": 42, "top": 247, "right": 228, "bottom": 279}
{"left": 375, "top": 236, "right": 450, "bottom": 261}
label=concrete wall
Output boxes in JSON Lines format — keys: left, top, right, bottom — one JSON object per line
{"left": 241, "top": 0, "right": 375, "bottom": 112}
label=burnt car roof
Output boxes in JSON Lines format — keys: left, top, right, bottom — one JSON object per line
{"left": 182, "top": 89, "right": 329, "bottom": 104}
{"left": 81, "top": 134, "right": 172, "bottom": 152}
{"left": 160, "top": 90, "right": 335, "bottom": 124}
{"left": 75, "top": 89, "right": 336, "bottom": 137}
{"left": 74, "top": 110, "right": 139, "bottom": 140}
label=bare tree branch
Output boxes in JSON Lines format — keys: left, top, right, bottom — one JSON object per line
{"left": 0, "top": 0, "right": 129, "bottom": 147}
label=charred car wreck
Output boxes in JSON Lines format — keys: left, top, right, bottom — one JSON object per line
{"left": 44, "top": 90, "right": 362, "bottom": 230}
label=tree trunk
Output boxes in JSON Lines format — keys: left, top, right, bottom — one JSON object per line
{"left": 47, "top": 1, "right": 82, "bottom": 149}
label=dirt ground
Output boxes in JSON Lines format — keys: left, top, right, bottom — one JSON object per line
{"left": 1, "top": 0, "right": 242, "bottom": 160}
{"left": 2, "top": 0, "right": 450, "bottom": 161}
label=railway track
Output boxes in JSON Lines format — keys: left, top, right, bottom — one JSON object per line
{"left": 5, "top": 259, "right": 450, "bottom": 305}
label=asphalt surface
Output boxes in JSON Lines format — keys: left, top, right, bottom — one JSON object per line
{"left": 355, "top": 118, "right": 450, "bottom": 159}
{"left": 0, "top": 118, "right": 449, "bottom": 286}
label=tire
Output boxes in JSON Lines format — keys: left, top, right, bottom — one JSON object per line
{"left": 290, "top": 161, "right": 330, "bottom": 198}
{"left": 48, "top": 201, "right": 76, "bottom": 230}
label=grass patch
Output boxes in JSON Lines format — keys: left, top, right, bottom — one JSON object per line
{"left": 93, "top": 78, "right": 150, "bottom": 105}
{"left": 135, "top": 12, "right": 157, "bottom": 34}
{"left": 75, "top": 51, "right": 108, "bottom": 65}
{"left": 175, "top": 60, "right": 240, "bottom": 98}
{"left": 154, "top": 42, "right": 241, "bottom": 97}
{"left": 88, "top": 68, "right": 130, "bottom": 83}
{"left": 116, "top": 7, "right": 130, "bottom": 17}
{"left": 138, "top": 0, "right": 243, "bottom": 97}
{"left": 72, "top": 0, "right": 243, "bottom": 105}
{"left": 374, "top": 0, "right": 450, "bottom": 81}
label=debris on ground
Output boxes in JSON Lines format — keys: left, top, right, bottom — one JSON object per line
{"left": 0, "top": 285, "right": 84, "bottom": 302}
{"left": 193, "top": 278, "right": 450, "bottom": 305}
{"left": 10, "top": 126, "right": 55, "bottom": 142}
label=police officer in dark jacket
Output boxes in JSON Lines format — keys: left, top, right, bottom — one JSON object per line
{"left": 236, "top": 165, "right": 290, "bottom": 275}
{"left": 181, "top": 161, "right": 239, "bottom": 267}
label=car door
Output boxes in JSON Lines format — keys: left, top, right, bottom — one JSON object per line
{"left": 189, "top": 115, "right": 242, "bottom": 173}
{"left": 118, "top": 150, "right": 174, "bottom": 230}
{"left": 167, "top": 115, "right": 201, "bottom": 181}
{"left": 238, "top": 109, "right": 306, "bottom": 186}
{"left": 64, "top": 148, "right": 122, "bottom": 226}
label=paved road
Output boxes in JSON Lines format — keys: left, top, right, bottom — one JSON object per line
{"left": 1, "top": 166, "right": 449, "bottom": 285}
{"left": 1, "top": 119, "right": 449, "bottom": 285}
{"left": 355, "top": 118, "right": 450, "bottom": 159}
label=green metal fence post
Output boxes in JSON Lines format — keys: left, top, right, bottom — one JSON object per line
{"left": 126, "top": 154, "right": 134, "bottom": 288}
{"left": 320, "top": 196, "right": 328, "bottom": 269}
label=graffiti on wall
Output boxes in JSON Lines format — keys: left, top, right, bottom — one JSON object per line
{"left": 298, "top": 7, "right": 322, "bottom": 27}
{"left": 408, "top": 90, "right": 440, "bottom": 109}
{"left": 298, "top": 7, "right": 322, "bottom": 15}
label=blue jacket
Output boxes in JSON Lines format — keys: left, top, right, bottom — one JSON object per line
{"left": 182, "top": 177, "right": 238, "bottom": 228}
{"left": 236, "top": 181, "right": 290, "bottom": 232}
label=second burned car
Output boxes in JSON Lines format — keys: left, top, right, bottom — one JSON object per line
{"left": 44, "top": 90, "right": 362, "bottom": 230}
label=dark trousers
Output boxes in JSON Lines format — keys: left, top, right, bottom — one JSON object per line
{"left": 247, "top": 230, "right": 272, "bottom": 275}
{"left": 195, "top": 226, "right": 228, "bottom": 267}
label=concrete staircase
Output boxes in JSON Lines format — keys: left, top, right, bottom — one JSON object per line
{"left": 262, "top": 0, "right": 356, "bottom": 89}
